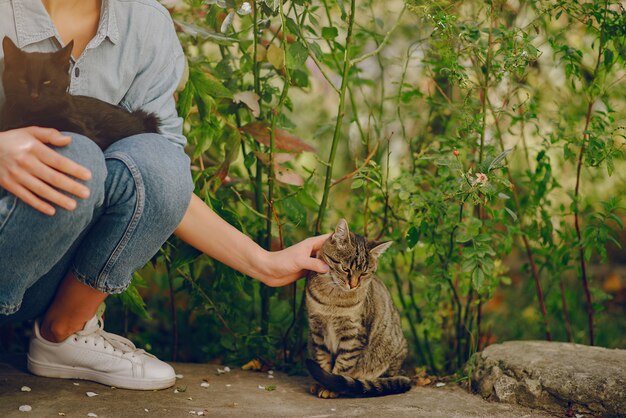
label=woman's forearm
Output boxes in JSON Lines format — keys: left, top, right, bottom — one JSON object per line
{"left": 174, "top": 194, "right": 270, "bottom": 280}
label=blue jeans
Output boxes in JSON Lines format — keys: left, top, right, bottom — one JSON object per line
{"left": 0, "top": 133, "right": 193, "bottom": 322}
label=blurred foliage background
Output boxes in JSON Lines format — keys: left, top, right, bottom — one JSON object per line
{"left": 3, "top": 0, "right": 626, "bottom": 377}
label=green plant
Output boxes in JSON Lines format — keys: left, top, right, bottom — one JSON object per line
{"left": 105, "top": 0, "right": 625, "bottom": 373}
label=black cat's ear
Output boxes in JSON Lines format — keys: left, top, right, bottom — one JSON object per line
{"left": 331, "top": 218, "right": 351, "bottom": 246}
{"left": 369, "top": 241, "right": 392, "bottom": 260}
{"left": 2, "top": 36, "right": 22, "bottom": 61}
{"left": 55, "top": 40, "right": 74, "bottom": 63}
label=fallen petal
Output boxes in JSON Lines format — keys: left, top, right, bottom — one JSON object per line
{"left": 86, "top": 392, "right": 98, "bottom": 397}
{"left": 200, "top": 382, "right": 210, "bottom": 388}
{"left": 21, "top": 386, "right": 31, "bottom": 392}
{"left": 19, "top": 405, "right": 32, "bottom": 412}
{"left": 87, "top": 414, "right": 98, "bottom": 417}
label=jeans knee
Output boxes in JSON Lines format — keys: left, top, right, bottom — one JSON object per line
{"left": 56, "top": 133, "right": 107, "bottom": 212}
{"left": 106, "top": 134, "right": 193, "bottom": 230}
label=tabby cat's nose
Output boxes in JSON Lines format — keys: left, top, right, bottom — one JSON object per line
{"left": 30, "top": 92, "right": 39, "bottom": 100}
{"left": 349, "top": 277, "right": 359, "bottom": 289}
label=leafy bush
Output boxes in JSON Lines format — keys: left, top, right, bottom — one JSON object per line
{"left": 109, "top": 0, "right": 625, "bottom": 374}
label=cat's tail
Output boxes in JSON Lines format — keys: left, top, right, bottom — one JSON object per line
{"left": 306, "top": 359, "right": 411, "bottom": 397}
{"left": 132, "top": 110, "right": 161, "bottom": 133}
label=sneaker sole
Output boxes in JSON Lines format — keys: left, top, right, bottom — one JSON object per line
{"left": 27, "top": 355, "right": 176, "bottom": 390}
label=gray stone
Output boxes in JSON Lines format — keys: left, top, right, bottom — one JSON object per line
{"left": 471, "top": 340, "right": 626, "bottom": 417}
{"left": 0, "top": 355, "right": 552, "bottom": 417}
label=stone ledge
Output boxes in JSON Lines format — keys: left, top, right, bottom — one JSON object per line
{"left": 471, "top": 341, "right": 626, "bottom": 417}
{"left": 0, "top": 355, "right": 552, "bottom": 418}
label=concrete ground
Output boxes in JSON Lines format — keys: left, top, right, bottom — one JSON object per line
{"left": 0, "top": 356, "right": 552, "bottom": 418}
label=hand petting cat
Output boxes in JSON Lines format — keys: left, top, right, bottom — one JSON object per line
{"left": 260, "top": 234, "right": 331, "bottom": 287}
{"left": 0, "top": 127, "right": 92, "bottom": 216}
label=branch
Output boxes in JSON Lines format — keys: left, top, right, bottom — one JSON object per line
{"left": 330, "top": 140, "right": 380, "bottom": 187}
{"left": 350, "top": 5, "right": 406, "bottom": 66}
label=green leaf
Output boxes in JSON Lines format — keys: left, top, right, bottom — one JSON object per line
{"left": 177, "top": 82, "right": 195, "bottom": 119}
{"left": 174, "top": 20, "right": 238, "bottom": 45}
{"left": 504, "top": 207, "right": 518, "bottom": 222}
{"left": 286, "top": 41, "right": 309, "bottom": 70}
{"left": 118, "top": 281, "right": 152, "bottom": 320}
{"left": 351, "top": 179, "right": 365, "bottom": 189}
{"left": 321, "top": 26, "right": 339, "bottom": 40}
{"left": 278, "top": 197, "right": 307, "bottom": 225}
{"left": 190, "top": 67, "right": 233, "bottom": 99}
{"left": 406, "top": 225, "right": 420, "bottom": 249}
{"left": 488, "top": 148, "right": 513, "bottom": 172}
{"left": 604, "top": 48, "right": 614, "bottom": 70}
{"left": 172, "top": 243, "right": 203, "bottom": 270}
{"left": 472, "top": 268, "right": 485, "bottom": 291}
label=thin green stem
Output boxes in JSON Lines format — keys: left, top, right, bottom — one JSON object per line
{"left": 316, "top": 0, "right": 356, "bottom": 233}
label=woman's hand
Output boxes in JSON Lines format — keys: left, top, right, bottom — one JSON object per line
{"left": 0, "top": 127, "right": 92, "bottom": 215}
{"left": 256, "top": 234, "right": 331, "bottom": 287}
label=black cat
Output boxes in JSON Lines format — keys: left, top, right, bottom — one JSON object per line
{"left": 1, "top": 36, "right": 160, "bottom": 151}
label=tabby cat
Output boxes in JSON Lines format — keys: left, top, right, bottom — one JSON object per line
{"left": 1, "top": 36, "right": 159, "bottom": 150}
{"left": 306, "top": 219, "right": 411, "bottom": 398}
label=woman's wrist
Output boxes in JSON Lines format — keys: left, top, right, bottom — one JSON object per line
{"left": 246, "top": 245, "right": 275, "bottom": 283}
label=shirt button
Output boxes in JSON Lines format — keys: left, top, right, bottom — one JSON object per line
{"left": 75, "top": 67, "right": 80, "bottom": 77}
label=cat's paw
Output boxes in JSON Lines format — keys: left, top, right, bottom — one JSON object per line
{"left": 317, "top": 387, "right": 339, "bottom": 399}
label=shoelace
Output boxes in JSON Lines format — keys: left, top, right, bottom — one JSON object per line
{"left": 75, "top": 318, "right": 148, "bottom": 358}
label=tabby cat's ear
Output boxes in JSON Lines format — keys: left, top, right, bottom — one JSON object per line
{"left": 332, "top": 218, "right": 351, "bottom": 246}
{"left": 369, "top": 241, "right": 392, "bottom": 259}
{"left": 2, "top": 37, "right": 21, "bottom": 62}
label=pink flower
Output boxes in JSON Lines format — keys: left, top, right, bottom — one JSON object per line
{"left": 475, "top": 172, "right": 488, "bottom": 184}
{"left": 453, "top": 150, "right": 460, "bottom": 156}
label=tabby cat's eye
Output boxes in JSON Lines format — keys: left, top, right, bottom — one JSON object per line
{"left": 43, "top": 80, "right": 52, "bottom": 86}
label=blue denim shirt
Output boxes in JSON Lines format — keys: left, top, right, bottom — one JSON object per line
{"left": 0, "top": 0, "right": 187, "bottom": 147}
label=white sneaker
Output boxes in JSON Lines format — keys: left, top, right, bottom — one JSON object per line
{"left": 27, "top": 316, "right": 176, "bottom": 390}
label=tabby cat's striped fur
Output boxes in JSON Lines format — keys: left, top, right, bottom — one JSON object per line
{"left": 306, "top": 219, "right": 411, "bottom": 398}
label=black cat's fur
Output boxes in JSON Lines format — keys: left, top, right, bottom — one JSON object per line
{"left": 1, "top": 37, "right": 160, "bottom": 150}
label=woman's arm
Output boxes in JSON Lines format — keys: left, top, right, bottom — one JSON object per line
{"left": 174, "top": 194, "right": 330, "bottom": 287}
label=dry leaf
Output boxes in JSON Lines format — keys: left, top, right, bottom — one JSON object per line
{"left": 267, "top": 44, "right": 285, "bottom": 69}
{"left": 247, "top": 44, "right": 266, "bottom": 62}
{"left": 241, "top": 359, "right": 262, "bottom": 371}
{"left": 276, "top": 167, "right": 304, "bottom": 186}
{"left": 241, "top": 122, "right": 316, "bottom": 153}
{"left": 416, "top": 377, "right": 431, "bottom": 386}
{"left": 233, "top": 91, "right": 261, "bottom": 118}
